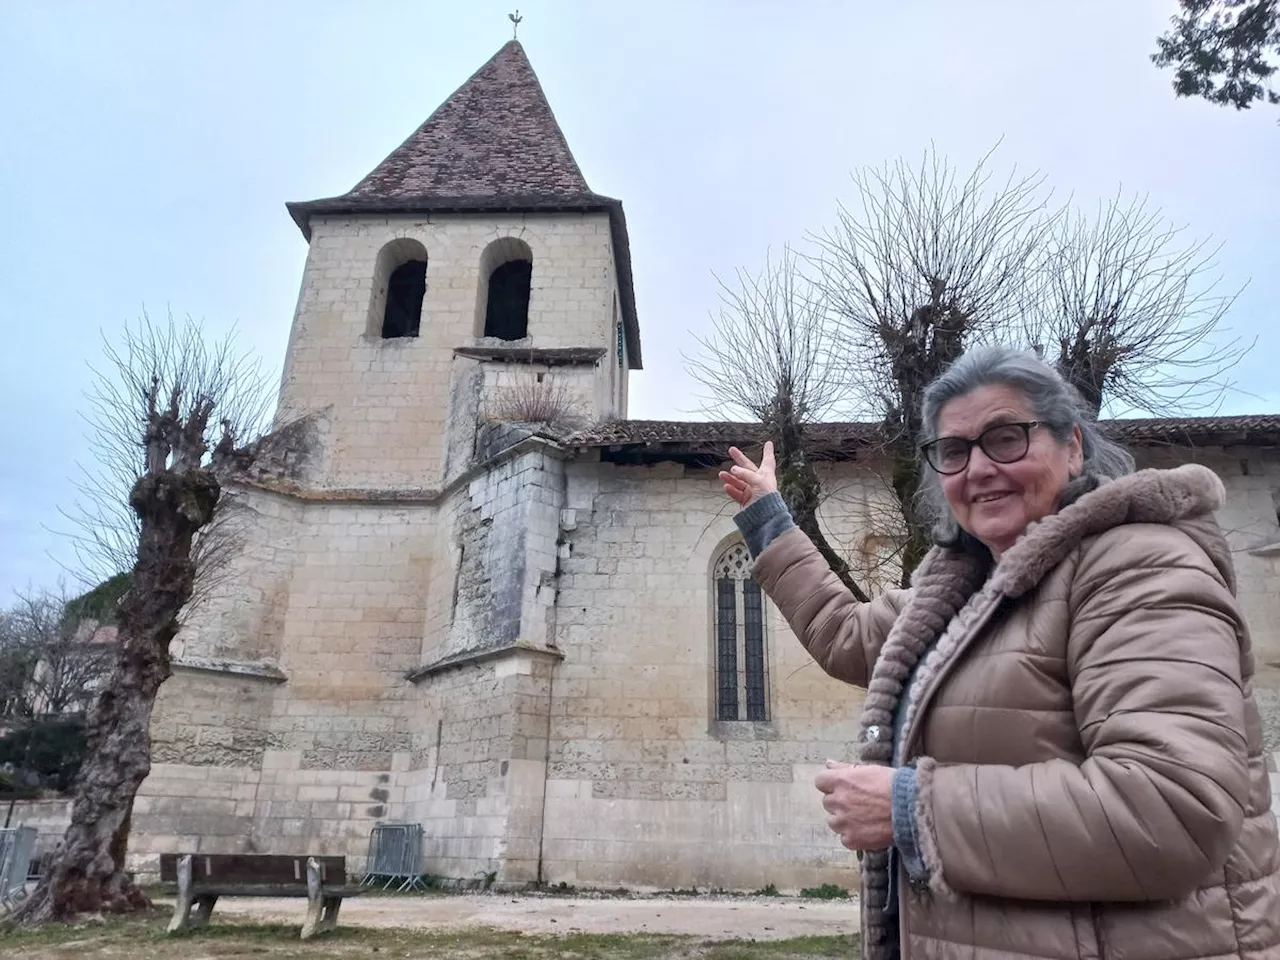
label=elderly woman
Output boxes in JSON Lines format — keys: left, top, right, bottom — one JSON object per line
{"left": 720, "top": 345, "right": 1280, "bottom": 960}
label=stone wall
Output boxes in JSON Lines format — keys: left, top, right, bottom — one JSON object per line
{"left": 405, "top": 650, "right": 556, "bottom": 886}
{"left": 536, "top": 456, "right": 893, "bottom": 892}
{"left": 133, "top": 488, "right": 444, "bottom": 877}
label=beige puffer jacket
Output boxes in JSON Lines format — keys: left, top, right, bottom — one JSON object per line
{"left": 754, "top": 465, "right": 1280, "bottom": 960}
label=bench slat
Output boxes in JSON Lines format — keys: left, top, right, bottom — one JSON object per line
{"left": 159, "top": 853, "right": 348, "bottom": 885}
{"left": 181, "top": 884, "right": 365, "bottom": 898}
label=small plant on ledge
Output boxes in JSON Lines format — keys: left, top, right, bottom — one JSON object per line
{"left": 485, "top": 371, "right": 587, "bottom": 434}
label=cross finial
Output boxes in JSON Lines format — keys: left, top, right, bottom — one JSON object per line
{"left": 508, "top": 10, "right": 523, "bottom": 39}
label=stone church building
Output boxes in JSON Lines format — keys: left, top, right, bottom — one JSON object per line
{"left": 113, "top": 41, "right": 1280, "bottom": 892}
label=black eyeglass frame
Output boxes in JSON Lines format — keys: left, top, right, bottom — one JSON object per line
{"left": 919, "top": 421, "right": 1049, "bottom": 475}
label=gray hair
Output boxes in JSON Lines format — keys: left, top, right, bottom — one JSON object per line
{"left": 916, "top": 345, "right": 1136, "bottom": 552}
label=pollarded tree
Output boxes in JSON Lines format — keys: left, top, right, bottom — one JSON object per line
{"left": 14, "top": 314, "right": 269, "bottom": 924}
{"left": 1027, "top": 193, "right": 1246, "bottom": 419}
{"left": 811, "top": 147, "right": 1051, "bottom": 583}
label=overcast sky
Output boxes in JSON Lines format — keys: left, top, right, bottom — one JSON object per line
{"left": 2, "top": 0, "right": 1277, "bottom": 601}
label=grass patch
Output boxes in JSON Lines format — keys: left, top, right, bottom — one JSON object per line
{"left": 0, "top": 910, "right": 857, "bottom": 958}
{"left": 798, "top": 884, "right": 849, "bottom": 900}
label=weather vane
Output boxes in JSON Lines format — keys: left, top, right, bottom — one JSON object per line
{"left": 509, "top": 10, "right": 522, "bottom": 39}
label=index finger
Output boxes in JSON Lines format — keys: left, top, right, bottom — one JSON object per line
{"left": 813, "top": 770, "right": 839, "bottom": 794}
{"left": 727, "top": 446, "right": 758, "bottom": 471}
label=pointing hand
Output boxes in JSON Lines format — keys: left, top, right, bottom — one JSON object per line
{"left": 719, "top": 441, "right": 778, "bottom": 508}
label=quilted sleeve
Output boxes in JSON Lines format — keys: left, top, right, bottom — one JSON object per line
{"left": 752, "top": 527, "right": 907, "bottom": 688}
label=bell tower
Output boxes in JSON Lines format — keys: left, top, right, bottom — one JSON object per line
{"left": 277, "top": 40, "right": 642, "bottom": 491}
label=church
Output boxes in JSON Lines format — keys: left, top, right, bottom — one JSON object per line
{"left": 114, "top": 40, "right": 1280, "bottom": 892}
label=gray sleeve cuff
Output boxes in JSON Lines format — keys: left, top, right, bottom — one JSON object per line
{"left": 733, "top": 491, "right": 795, "bottom": 558}
{"left": 892, "top": 767, "right": 929, "bottom": 882}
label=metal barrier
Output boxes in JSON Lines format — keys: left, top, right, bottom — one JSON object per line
{"left": 361, "top": 823, "right": 426, "bottom": 891}
{"left": 0, "top": 826, "right": 38, "bottom": 907}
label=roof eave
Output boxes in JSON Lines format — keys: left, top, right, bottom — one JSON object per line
{"left": 562, "top": 417, "right": 1280, "bottom": 457}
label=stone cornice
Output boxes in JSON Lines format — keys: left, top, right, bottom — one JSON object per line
{"left": 406, "top": 642, "right": 564, "bottom": 683}
{"left": 226, "top": 433, "right": 567, "bottom": 506}
{"left": 173, "top": 656, "right": 288, "bottom": 683}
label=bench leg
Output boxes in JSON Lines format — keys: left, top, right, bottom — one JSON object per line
{"left": 318, "top": 896, "right": 342, "bottom": 934}
{"left": 167, "top": 854, "right": 194, "bottom": 934}
{"left": 190, "top": 894, "right": 218, "bottom": 929}
{"left": 302, "top": 857, "right": 324, "bottom": 939}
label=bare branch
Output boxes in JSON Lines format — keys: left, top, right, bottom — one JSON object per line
{"left": 812, "top": 144, "right": 1054, "bottom": 427}
{"left": 685, "top": 246, "right": 854, "bottom": 424}
{"left": 58, "top": 311, "right": 272, "bottom": 589}
{"left": 1022, "top": 193, "right": 1248, "bottom": 417}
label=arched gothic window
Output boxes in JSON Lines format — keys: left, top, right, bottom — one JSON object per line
{"left": 713, "top": 542, "right": 769, "bottom": 721}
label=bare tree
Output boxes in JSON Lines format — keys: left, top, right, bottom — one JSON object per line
{"left": 1027, "top": 194, "right": 1246, "bottom": 417}
{"left": 812, "top": 147, "right": 1052, "bottom": 582}
{"left": 14, "top": 313, "right": 269, "bottom": 924}
{"left": 687, "top": 247, "right": 872, "bottom": 600}
{"left": 0, "top": 612, "right": 41, "bottom": 719}
{"left": 0, "top": 588, "right": 113, "bottom": 718}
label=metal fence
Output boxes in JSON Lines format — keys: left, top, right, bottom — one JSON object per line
{"left": 362, "top": 822, "right": 427, "bottom": 891}
{"left": 0, "top": 826, "right": 37, "bottom": 907}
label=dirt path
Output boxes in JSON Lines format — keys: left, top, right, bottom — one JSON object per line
{"left": 206, "top": 892, "right": 861, "bottom": 941}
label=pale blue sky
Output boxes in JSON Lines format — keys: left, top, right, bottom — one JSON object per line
{"left": 2, "top": 1, "right": 1277, "bottom": 600}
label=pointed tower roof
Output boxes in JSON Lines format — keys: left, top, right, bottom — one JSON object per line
{"left": 288, "top": 41, "right": 641, "bottom": 366}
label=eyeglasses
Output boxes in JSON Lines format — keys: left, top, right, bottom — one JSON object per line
{"left": 920, "top": 421, "right": 1048, "bottom": 475}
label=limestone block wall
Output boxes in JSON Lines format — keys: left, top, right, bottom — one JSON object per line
{"left": 539, "top": 457, "right": 887, "bottom": 892}
{"left": 132, "top": 496, "right": 442, "bottom": 877}
{"left": 173, "top": 490, "right": 303, "bottom": 665}
{"left": 405, "top": 651, "right": 556, "bottom": 885}
{"left": 400, "top": 438, "right": 567, "bottom": 885}
{"left": 433, "top": 443, "right": 565, "bottom": 663}
{"left": 275, "top": 212, "right": 619, "bottom": 490}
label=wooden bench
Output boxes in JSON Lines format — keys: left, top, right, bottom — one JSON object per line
{"left": 159, "top": 853, "right": 363, "bottom": 939}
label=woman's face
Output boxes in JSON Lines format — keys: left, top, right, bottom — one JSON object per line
{"left": 934, "top": 385, "right": 1083, "bottom": 558}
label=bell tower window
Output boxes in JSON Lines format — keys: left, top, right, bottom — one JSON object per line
{"left": 476, "top": 237, "right": 534, "bottom": 341}
{"left": 383, "top": 260, "right": 426, "bottom": 338}
{"left": 368, "top": 238, "right": 428, "bottom": 340}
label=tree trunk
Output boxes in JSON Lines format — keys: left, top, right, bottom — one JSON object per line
{"left": 16, "top": 469, "right": 219, "bottom": 924}
{"left": 891, "top": 448, "right": 930, "bottom": 589}
{"left": 874, "top": 301, "right": 973, "bottom": 585}
{"left": 765, "top": 399, "right": 871, "bottom": 604}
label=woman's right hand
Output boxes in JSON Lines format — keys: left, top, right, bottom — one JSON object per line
{"left": 719, "top": 441, "right": 778, "bottom": 508}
